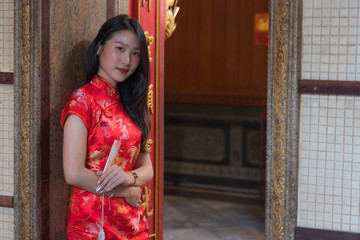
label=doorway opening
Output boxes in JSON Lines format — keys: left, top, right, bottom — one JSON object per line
{"left": 163, "top": 0, "right": 268, "bottom": 239}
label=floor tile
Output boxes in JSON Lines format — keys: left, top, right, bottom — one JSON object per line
{"left": 164, "top": 195, "right": 265, "bottom": 240}
{"left": 164, "top": 228, "right": 219, "bottom": 240}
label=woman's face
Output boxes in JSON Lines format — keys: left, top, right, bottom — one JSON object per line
{"left": 97, "top": 30, "right": 141, "bottom": 88}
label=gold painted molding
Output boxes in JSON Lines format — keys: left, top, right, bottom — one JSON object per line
{"left": 145, "top": 138, "right": 153, "bottom": 152}
{"left": 147, "top": 84, "right": 154, "bottom": 114}
{"left": 165, "top": 0, "right": 179, "bottom": 39}
{"left": 272, "top": 0, "right": 289, "bottom": 238}
{"left": 267, "top": 0, "right": 300, "bottom": 239}
{"left": 145, "top": 32, "right": 154, "bottom": 62}
{"left": 142, "top": 0, "right": 151, "bottom": 12}
{"left": 155, "top": 0, "right": 161, "bottom": 239}
{"left": 141, "top": 186, "right": 154, "bottom": 217}
{"left": 20, "top": 0, "right": 31, "bottom": 239}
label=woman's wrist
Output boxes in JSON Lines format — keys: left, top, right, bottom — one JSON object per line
{"left": 131, "top": 172, "right": 138, "bottom": 186}
{"left": 127, "top": 171, "right": 139, "bottom": 186}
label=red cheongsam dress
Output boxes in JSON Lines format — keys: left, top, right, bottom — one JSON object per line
{"left": 60, "top": 75, "right": 149, "bottom": 240}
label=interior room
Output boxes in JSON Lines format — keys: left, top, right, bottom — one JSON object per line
{"left": 162, "top": 0, "right": 268, "bottom": 239}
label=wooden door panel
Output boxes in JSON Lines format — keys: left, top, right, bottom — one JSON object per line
{"left": 164, "top": 0, "right": 268, "bottom": 106}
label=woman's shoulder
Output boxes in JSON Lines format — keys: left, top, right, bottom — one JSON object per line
{"left": 60, "top": 83, "right": 97, "bottom": 129}
{"left": 69, "top": 83, "right": 96, "bottom": 102}
{"left": 62, "top": 84, "right": 99, "bottom": 116}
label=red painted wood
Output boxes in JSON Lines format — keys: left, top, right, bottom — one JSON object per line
{"left": 0, "top": 195, "right": 14, "bottom": 208}
{"left": 0, "top": 72, "right": 14, "bottom": 84}
{"left": 296, "top": 227, "right": 360, "bottom": 240}
{"left": 129, "top": 1, "right": 164, "bottom": 239}
{"left": 157, "top": 1, "right": 165, "bottom": 239}
{"left": 299, "top": 79, "right": 360, "bottom": 95}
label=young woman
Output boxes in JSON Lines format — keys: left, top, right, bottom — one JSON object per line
{"left": 61, "top": 14, "right": 153, "bottom": 239}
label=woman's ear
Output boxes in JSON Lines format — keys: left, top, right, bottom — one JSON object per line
{"left": 96, "top": 44, "right": 103, "bottom": 56}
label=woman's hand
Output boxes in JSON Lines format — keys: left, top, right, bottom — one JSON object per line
{"left": 96, "top": 165, "right": 133, "bottom": 193}
{"left": 124, "top": 186, "right": 142, "bottom": 208}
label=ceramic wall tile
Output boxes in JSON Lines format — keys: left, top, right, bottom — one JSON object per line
{"left": 301, "top": 0, "right": 360, "bottom": 81}
{"left": 299, "top": 93, "right": 360, "bottom": 232}
{"left": 0, "top": 0, "right": 13, "bottom": 72}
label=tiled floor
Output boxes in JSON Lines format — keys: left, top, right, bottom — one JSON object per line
{"left": 163, "top": 195, "right": 265, "bottom": 240}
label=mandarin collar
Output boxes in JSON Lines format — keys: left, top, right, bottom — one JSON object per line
{"left": 91, "top": 75, "right": 118, "bottom": 98}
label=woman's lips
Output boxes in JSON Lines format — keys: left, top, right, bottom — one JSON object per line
{"left": 117, "top": 68, "right": 129, "bottom": 74}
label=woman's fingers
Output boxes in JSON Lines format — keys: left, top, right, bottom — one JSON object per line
{"left": 125, "top": 196, "right": 140, "bottom": 208}
{"left": 124, "top": 188, "right": 142, "bottom": 208}
{"left": 96, "top": 165, "right": 127, "bottom": 193}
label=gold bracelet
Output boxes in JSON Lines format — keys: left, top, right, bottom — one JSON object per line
{"left": 131, "top": 172, "right": 139, "bottom": 186}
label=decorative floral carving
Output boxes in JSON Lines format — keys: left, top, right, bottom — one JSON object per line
{"left": 144, "top": 32, "right": 154, "bottom": 62}
{"left": 147, "top": 84, "right": 153, "bottom": 114}
{"left": 142, "top": 0, "right": 151, "bottom": 12}
{"left": 145, "top": 138, "right": 153, "bottom": 153}
{"left": 20, "top": 0, "right": 31, "bottom": 239}
{"left": 272, "top": 0, "right": 290, "bottom": 239}
{"left": 141, "top": 186, "right": 154, "bottom": 217}
{"left": 165, "top": 0, "right": 179, "bottom": 39}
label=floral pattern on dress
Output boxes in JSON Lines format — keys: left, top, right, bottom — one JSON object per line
{"left": 61, "top": 75, "right": 149, "bottom": 240}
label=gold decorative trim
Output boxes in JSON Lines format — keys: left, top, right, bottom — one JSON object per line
{"left": 141, "top": 186, "right": 154, "bottom": 217}
{"left": 147, "top": 84, "right": 154, "bottom": 114}
{"left": 142, "top": 0, "right": 151, "bottom": 12}
{"left": 165, "top": 0, "right": 179, "bottom": 39}
{"left": 145, "top": 138, "right": 153, "bottom": 152}
{"left": 272, "top": 0, "right": 289, "bottom": 238}
{"left": 155, "top": 0, "right": 160, "bottom": 239}
{"left": 267, "top": 0, "right": 302, "bottom": 239}
{"left": 20, "top": 0, "right": 31, "bottom": 239}
{"left": 145, "top": 32, "right": 154, "bottom": 62}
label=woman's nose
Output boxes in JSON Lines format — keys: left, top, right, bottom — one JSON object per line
{"left": 122, "top": 52, "right": 131, "bottom": 65}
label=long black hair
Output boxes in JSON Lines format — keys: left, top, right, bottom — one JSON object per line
{"left": 86, "top": 14, "right": 151, "bottom": 152}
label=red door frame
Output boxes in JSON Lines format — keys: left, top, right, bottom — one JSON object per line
{"left": 129, "top": 1, "right": 164, "bottom": 239}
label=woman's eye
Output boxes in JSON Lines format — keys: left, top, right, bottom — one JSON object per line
{"left": 117, "top": 47, "right": 124, "bottom": 51}
{"left": 133, "top": 52, "right": 140, "bottom": 56}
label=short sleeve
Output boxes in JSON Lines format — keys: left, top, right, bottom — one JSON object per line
{"left": 60, "top": 89, "right": 93, "bottom": 131}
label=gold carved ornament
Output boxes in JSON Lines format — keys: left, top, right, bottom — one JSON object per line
{"left": 273, "top": 0, "right": 289, "bottom": 239}
{"left": 144, "top": 32, "right": 154, "bottom": 62}
{"left": 142, "top": 0, "right": 151, "bottom": 12}
{"left": 20, "top": 0, "right": 31, "bottom": 239}
{"left": 145, "top": 138, "right": 153, "bottom": 153}
{"left": 165, "top": 0, "right": 180, "bottom": 39}
{"left": 141, "top": 186, "right": 154, "bottom": 217}
{"left": 147, "top": 84, "right": 154, "bottom": 114}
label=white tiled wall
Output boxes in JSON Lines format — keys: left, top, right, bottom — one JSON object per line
{"left": 298, "top": 94, "right": 360, "bottom": 232}
{"left": 0, "top": 0, "right": 14, "bottom": 239}
{"left": 0, "top": 207, "right": 14, "bottom": 239}
{"left": 0, "top": 84, "right": 13, "bottom": 195}
{"left": 302, "top": 0, "right": 360, "bottom": 81}
{"left": 298, "top": 0, "right": 360, "bottom": 233}
{"left": 0, "top": 0, "right": 13, "bottom": 72}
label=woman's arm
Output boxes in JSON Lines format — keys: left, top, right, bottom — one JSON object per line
{"left": 63, "top": 114, "right": 143, "bottom": 207}
{"left": 131, "top": 151, "right": 154, "bottom": 186}
{"left": 63, "top": 115, "right": 137, "bottom": 194}
{"left": 63, "top": 114, "right": 100, "bottom": 193}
